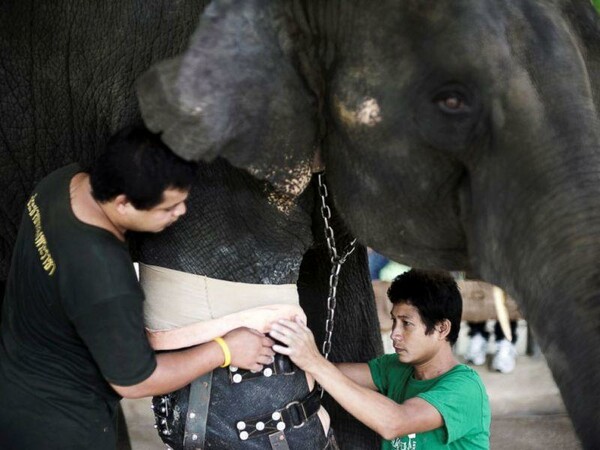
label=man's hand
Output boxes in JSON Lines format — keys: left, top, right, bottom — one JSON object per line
{"left": 238, "top": 304, "right": 307, "bottom": 334}
{"left": 269, "top": 317, "right": 324, "bottom": 374}
{"left": 223, "top": 327, "right": 275, "bottom": 372}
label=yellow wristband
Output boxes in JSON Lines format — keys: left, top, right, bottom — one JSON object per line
{"left": 213, "top": 337, "right": 231, "bottom": 368}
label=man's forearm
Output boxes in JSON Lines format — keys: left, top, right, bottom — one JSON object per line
{"left": 334, "top": 362, "right": 378, "bottom": 389}
{"left": 113, "top": 341, "right": 224, "bottom": 398}
{"left": 310, "top": 359, "right": 415, "bottom": 440}
{"left": 147, "top": 304, "right": 304, "bottom": 350}
{"left": 147, "top": 315, "right": 243, "bottom": 350}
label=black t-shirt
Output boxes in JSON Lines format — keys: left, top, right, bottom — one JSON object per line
{"left": 0, "top": 164, "right": 157, "bottom": 450}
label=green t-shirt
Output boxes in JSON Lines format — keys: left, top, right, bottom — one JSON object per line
{"left": 369, "top": 354, "right": 490, "bottom": 450}
{"left": 0, "top": 164, "right": 157, "bottom": 450}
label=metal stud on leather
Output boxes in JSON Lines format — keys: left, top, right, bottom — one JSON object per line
{"left": 228, "top": 354, "right": 296, "bottom": 384}
{"left": 235, "top": 388, "right": 321, "bottom": 440}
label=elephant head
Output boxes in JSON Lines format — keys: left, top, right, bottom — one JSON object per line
{"left": 137, "top": 0, "right": 600, "bottom": 446}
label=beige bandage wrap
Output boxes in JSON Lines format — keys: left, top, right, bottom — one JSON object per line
{"left": 140, "top": 263, "right": 300, "bottom": 330}
{"left": 139, "top": 263, "right": 330, "bottom": 434}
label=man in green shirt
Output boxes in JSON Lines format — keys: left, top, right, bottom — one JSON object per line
{"left": 0, "top": 126, "right": 275, "bottom": 449}
{"left": 271, "top": 269, "right": 491, "bottom": 449}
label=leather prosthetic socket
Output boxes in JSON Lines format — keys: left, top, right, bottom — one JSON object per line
{"left": 152, "top": 355, "right": 335, "bottom": 449}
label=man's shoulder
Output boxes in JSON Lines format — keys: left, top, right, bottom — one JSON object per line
{"left": 424, "top": 364, "right": 490, "bottom": 416}
{"left": 59, "top": 244, "right": 141, "bottom": 317}
{"left": 56, "top": 227, "right": 138, "bottom": 304}
{"left": 30, "top": 163, "right": 82, "bottom": 211}
{"left": 369, "top": 353, "right": 412, "bottom": 375}
{"left": 37, "top": 163, "right": 82, "bottom": 188}
{"left": 447, "top": 364, "right": 486, "bottom": 384}
{"left": 433, "top": 364, "right": 487, "bottom": 394}
{"left": 371, "top": 353, "right": 402, "bottom": 366}
{"left": 53, "top": 162, "right": 82, "bottom": 176}
{"left": 61, "top": 235, "right": 133, "bottom": 278}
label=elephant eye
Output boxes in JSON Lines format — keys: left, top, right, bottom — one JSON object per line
{"left": 434, "top": 92, "right": 470, "bottom": 114}
{"left": 416, "top": 83, "right": 480, "bottom": 152}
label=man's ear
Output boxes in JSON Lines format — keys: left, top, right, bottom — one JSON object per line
{"left": 136, "top": 0, "right": 322, "bottom": 197}
{"left": 436, "top": 319, "right": 452, "bottom": 340}
{"left": 114, "top": 195, "right": 131, "bottom": 214}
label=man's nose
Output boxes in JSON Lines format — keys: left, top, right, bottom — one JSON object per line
{"left": 174, "top": 203, "right": 187, "bottom": 217}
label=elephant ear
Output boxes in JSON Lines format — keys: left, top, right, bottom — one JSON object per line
{"left": 136, "top": 0, "right": 321, "bottom": 196}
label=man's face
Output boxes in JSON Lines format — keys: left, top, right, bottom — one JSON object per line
{"left": 390, "top": 302, "right": 442, "bottom": 365}
{"left": 126, "top": 188, "right": 189, "bottom": 233}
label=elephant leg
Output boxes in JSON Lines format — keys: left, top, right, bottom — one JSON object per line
{"left": 0, "top": 280, "right": 5, "bottom": 323}
{"left": 298, "top": 193, "right": 382, "bottom": 450}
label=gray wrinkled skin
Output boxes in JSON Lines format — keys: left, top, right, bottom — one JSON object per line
{"left": 1, "top": 0, "right": 600, "bottom": 448}
{"left": 133, "top": 158, "right": 312, "bottom": 284}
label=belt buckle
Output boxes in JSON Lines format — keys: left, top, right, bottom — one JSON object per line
{"left": 284, "top": 400, "right": 308, "bottom": 428}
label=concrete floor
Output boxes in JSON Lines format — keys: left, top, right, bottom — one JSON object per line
{"left": 121, "top": 321, "right": 581, "bottom": 449}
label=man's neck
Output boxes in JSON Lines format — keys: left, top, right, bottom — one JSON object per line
{"left": 411, "top": 346, "right": 459, "bottom": 380}
{"left": 70, "top": 173, "right": 126, "bottom": 241}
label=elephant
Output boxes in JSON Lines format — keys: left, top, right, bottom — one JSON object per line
{"left": 0, "top": 1, "right": 381, "bottom": 449}
{"left": 2, "top": 0, "right": 600, "bottom": 449}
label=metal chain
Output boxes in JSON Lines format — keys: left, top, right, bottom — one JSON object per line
{"left": 317, "top": 173, "right": 357, "bottom": 362}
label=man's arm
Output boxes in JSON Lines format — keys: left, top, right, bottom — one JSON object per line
{"left": 334, "top": 363, "right": 378, "bottom": 390}
{"left": 147, "top": 304, "right": 306, "bottom": 350}
{"left": 112, "top": 327, "right": 274, "bottom": 398}
{"left": 271, "top": 318, "right": 443, "bottom": 440}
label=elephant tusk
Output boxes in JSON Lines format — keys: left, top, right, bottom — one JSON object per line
{"left": 493, "top": 286, "right": 512, "bottom": 342}
{"left": 311, "top": 147, "right": 325, "bottom": 173}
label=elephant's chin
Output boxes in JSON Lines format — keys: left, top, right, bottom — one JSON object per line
{"left": 330, "top": 198, "right": 469, "bottom": 269}
{"left": 347, "top": 216, "right": 469, "bottom": 270}
{"left": 379, "top": 245, "right": 469, "bottom": 271}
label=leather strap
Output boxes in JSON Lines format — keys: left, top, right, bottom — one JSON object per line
{"left": 183, "top": 372, "right": 213, "bottom": 449}
{"left": 235, "top": 388, "right": 322, "bottom": 440}
{"left": 229, "top": 354, "right": 296, "bottom": 384}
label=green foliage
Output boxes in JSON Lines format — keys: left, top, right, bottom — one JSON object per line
{"left": 594, "top": 0, "right": 600, "bottom": 14}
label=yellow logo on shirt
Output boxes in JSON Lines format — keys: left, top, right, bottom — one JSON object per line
{"left": 27, "top": 194, "right": 56, "bottom": 276}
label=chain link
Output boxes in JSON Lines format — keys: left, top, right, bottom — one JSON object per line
{"left": 317, "top": 173, "right": 357, "bottom": 362}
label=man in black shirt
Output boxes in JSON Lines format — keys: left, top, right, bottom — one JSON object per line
{"left": 0, "top": 127, "right": 275, "bottom": 449}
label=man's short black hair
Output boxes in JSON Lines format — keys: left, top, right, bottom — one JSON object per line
{"left": 388, "top": 269, "right": 462, "bottom": 345}
{"left": 90, "top": 126, "right": 197, "bottom": 209}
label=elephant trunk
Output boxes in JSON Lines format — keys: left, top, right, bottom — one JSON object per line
{"left": 510, "top": 261, "right": 599, "bottom": 448}
{"left": 471, "top": 157, "right": 600, "bottom": 447}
